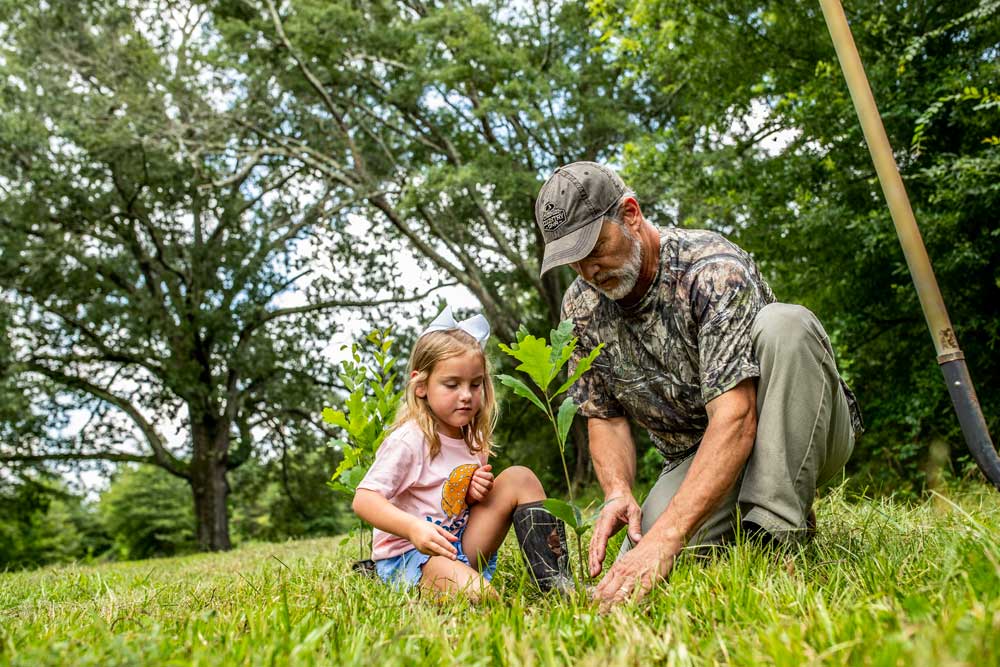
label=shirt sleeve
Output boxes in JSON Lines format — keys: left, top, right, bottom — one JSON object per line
{"left": 562, "top": 285, "right": 625, "bottom": 419}
{"left": 689, "top": 255, "right": 765, "bottom": 404}
{"left": 356, "top": 429, "right": 424, "bottom": 500}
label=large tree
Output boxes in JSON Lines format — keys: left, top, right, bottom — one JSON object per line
{"left": 0, "top": 0, "right": 439, "bottom": 549}
{"left": 204, "top": 0, "right": 668, "bottom": 482}
{"left": 209, "top": 0, "right": 655, "bottom": 340}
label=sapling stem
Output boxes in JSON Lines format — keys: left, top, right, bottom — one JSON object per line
{"left": 498, "top": 321, "right": 604, "bottom": 591}
{"left": 543, "top": 396, "right": 586, "bottom": 580}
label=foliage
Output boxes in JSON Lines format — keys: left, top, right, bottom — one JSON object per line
{"left": 0, "top": 0, "right": 413, "bottom": 549}
{"left": 324, "top": 329, "right": 405, "bottom": 498}
{"left": 99, "top": 465, "right": 197, "bottom": 560}
{"left": 0, "top": 457, "right": 353, "bottom": 571}
{"left": 322, "top": 329, "right": 404, "bottom": 558}
{"left": 0, "top": 476, "right": 109, "bottom": 570}
{"left": 594, "top": 0, "right": 1000, "bottom": 491}
{"left": 209, "top": 0, "right": 655, "bottom": 341}
{"left": 498, "top": 320, "right": 603, "bottom": 580}
{"left": 229, "top": 454, "right": 352, "bottom": 545}
{"left": 2, "top": 486, "right": 999, "bottom": 664}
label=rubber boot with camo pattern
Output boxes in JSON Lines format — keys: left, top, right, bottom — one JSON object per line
{"left": 512, "top": 500, "right": 574, "bottom": 594}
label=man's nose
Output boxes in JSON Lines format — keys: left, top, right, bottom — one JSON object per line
{"left": 579, "top": 257, "right": 600, "bottom": 281}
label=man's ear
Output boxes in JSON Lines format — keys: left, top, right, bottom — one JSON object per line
{"left": 621, "top": 197, "right": 642, "bottom": 231}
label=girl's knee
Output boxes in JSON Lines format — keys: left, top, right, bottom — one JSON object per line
{"left": 420, "top": 557, "right": 495, "bottom": 602}
{"left": 496, "top": 465, "right": 545, "bottom": 498}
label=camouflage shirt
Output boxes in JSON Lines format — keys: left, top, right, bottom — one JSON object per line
{"left": 563, "top": 227, "right": 848, "bottom": 465}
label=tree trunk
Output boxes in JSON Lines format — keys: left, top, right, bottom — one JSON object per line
{"left": 190, "top": 421, "right": 232, "bottom": 551}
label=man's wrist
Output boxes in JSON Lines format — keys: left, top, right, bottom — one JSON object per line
{"left": 603, "top": 483, "right": 634, "bottom": 501}
{"left": 645, "top": 520, "right": 686, "bottom": 548}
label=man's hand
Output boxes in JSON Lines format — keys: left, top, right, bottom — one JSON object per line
{"left": 592, "top": 530, "right": 682, "bottom": 612}
{"left": 408, "top": 521, "right": 459, "bottom": 559}
{"left": 466, "top": 464, "right": 494, "bottom": 503}
{"left": 588, "top": 494, "right": 643, "bottom": 577}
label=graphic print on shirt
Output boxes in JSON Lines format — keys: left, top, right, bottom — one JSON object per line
{"left": 441, "top": 463, "right": 478, "bottom": 519}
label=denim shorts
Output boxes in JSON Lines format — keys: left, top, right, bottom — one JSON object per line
{"left": 374, "top": 530, "right": 498, "bottom": 590}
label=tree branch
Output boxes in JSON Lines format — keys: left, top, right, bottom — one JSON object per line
{"left": 0, "top": 452, "right": 157, "bottom": 465}
{"left": 25, "top": 363, "right": 189, "bottom": 478}
{"left": 369, "top": 194, "right": 516, "bottom": 340}
{"left": 255, "top": 281, "right": 458, "bottom": 329}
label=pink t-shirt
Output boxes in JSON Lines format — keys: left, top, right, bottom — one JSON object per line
{"left": 358, "top": 420, "right": 487, "bottom": 560}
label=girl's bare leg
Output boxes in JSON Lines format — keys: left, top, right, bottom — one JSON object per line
{"left": 419, "top": 556, "right": 497, "bottom": 602}
{"left": 461, "top": 466, "right": 545, "bottom": 570}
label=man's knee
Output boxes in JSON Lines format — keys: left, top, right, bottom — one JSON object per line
{"left": 752, "top": 303, "right": 826, "bottom": 360}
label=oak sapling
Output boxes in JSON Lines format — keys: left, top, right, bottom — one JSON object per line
{"left": 324, "top": 329, "right": 404, "bottom": 567}
{"left": 497, "top": 320, "right": 604, "bottom": 585}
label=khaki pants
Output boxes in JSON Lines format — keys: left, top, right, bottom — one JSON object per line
{"left": 620, "top": 303, "right": 855, "bottom": 553}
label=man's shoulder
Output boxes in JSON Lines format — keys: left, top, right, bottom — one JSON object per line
{"left": 664, "top": 227, "right": 765, "bottom": 283}
{"left": 662, "top": 227, "right": 748, "bottom": 263}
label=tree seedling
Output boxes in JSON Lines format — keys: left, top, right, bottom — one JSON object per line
{"left": 324, "top": 328, "right": 404, "bottom": 564}
{"left": 497, "top": 320, "right": 604, "bottom": 585}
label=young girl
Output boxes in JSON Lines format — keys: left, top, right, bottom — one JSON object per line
{"left": 353, "top": 307, "right": 572, "bottom": 599}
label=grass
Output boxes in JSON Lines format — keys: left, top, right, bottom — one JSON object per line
{"left": 2, "top": 484, "right": 1000, "bottom": 666}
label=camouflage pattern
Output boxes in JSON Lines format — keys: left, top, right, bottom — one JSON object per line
{"left": 512, "top": 501, "right": 573, "bottom": 593}
{"left": 563, "top": 227, "right": 863, "bottom": 467}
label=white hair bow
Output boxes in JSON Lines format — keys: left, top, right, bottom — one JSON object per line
{"left": 419, "top": 306, "right": 491, "bottom": 349}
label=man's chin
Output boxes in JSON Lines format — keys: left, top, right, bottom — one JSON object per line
{"left": 594, "top": 277, "right": 637, "bottom": 300}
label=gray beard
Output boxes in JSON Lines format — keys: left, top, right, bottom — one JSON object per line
{"left": 592, "top": 228, "right": 642, "bottom": 300}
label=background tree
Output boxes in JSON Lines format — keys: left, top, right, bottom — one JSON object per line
{"left": 0, "top": 474, "right": 110, "bottom": 569}
{"left": 206, "top": 0, "right": 681, "bottom": 483}
{"left": 0, "top": 0, "right": 437, "bottom": 550}
{"left": 99, "top": 465, "right": 197, "bottom": 560}
{"left": 595, "top": 0, "right": 1000, "bottom": 490}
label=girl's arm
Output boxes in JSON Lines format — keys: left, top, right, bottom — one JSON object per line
{"left": 353, "top": 489, "right": 458, "bottom": 559}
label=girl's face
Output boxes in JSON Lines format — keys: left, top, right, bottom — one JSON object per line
{"left": 414, "top": 349, "right": 485, "bottom": 438}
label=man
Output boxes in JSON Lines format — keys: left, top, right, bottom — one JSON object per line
{"left": 535, "top": 161, "right": 862, "bottom": 609}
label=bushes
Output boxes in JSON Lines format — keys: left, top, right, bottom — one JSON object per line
{"left": 98, "top": 466, "right": 197, "bottom": 561}
{"left": 0, "top": 477, "right": 110, "bottom": 570}
{"left": 1, "top": 457, "right": 353, "bottom": 571}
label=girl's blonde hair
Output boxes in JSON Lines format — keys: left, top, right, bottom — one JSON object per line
{"left": 393, "top": 329, "right": 497, "bottom": 459}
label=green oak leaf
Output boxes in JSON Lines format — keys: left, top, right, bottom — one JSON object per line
{"left": 555, "top": 342, "right": 605, "bottom": 396}
{"left": 497, "top": 334, "right": 554, "bottom": 391}
{"left": 556, "top": 395, "right": 580, "bottom": 449}
{"left": 539, "top": 498, "right": 582, "bottom": 531}
{"left": 549, "top": 319, "right": 575, "bottom": 363}
{"left": 321, "top": 407, "right": 348, "bottom": 430}
{"left": 496, "top": 374, "right": 547, "bottom": 415}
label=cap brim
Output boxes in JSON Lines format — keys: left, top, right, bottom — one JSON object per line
{"left": 539, "top": 218, "right": 603, "bottom": 276}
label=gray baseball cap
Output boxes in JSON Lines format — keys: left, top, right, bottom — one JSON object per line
{"left": 534, "top": 161, "right": 628, "bottom": 276}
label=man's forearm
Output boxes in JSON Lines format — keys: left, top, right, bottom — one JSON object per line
{"left": 646, "top": 381, "right": 757, "bottom": 545}
{"left": 589, "top": 417, "right": 637, "bottom": 498}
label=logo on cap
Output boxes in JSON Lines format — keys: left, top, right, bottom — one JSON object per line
{"left": 541, "top": 202, "right": 566, "bottom": 232}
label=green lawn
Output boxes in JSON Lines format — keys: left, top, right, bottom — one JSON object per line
{"left": 2, "top": 485, "right": 999, "bottom": 666}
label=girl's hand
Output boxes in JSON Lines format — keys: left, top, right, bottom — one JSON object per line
{"left": 466, "top": 464, "right": 494, "bottom": 503}
{"left": 408, "top": 521, "right": 459, "bottom": 559}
